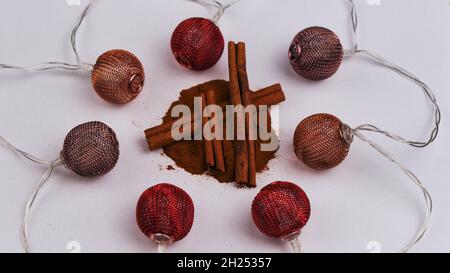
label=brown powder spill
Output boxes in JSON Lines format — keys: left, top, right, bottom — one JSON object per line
{"left": 163, "top": 80, "right": 277, "bottom": 183}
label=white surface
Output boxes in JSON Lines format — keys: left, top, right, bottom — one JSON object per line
{"left": 0, "top": 0, "right": 449, "bottom": 253}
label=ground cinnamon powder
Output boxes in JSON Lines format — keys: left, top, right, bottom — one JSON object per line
{"left": 162, "top": 80, "right": 277, "bottom": 183}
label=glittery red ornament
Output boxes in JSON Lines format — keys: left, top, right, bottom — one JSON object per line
{"left": 136, "top": 183, "right": 194, "bottom": 246}
{"left": 289, "top": 26, "right": 343, "bottom": 81}
{"left": 293, "top": 113, "right": 350, "bottom": 170}
{"left": 252, "top": 181, "right": 311, "bottom": 239}
{"left": 171, "top": 17, "right": 224, "bottom": 71}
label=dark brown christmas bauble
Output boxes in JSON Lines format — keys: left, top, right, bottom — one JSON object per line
{"left": 92, "top": 49, "right": 145, "bottom": 104}
{"left": 61, "top": 121, "right": 119, "bottom": 177}
{"left": 289, "top": 27, "right": 343, "bottom": 81}
{"left": 171, "top": 17, "right": 224, "bottom": 71}
{"left": 252, "top": 181, "right": 311, "bottom": 239}
{"left": 293, "top": 113, "right": 350, "bottom": 170}
{"left": 136, "top": 183, "right": 194, "bottom": 242}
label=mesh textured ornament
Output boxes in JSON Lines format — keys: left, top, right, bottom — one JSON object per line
{"left": 289, "top": 26, "right": 343, "bottom": 81}
{"left": 92, "top": 49, "right": 145, "bottom": 104}
{"left": 136, "top": 183, "right": 194, "bottom": 252}
{"left": 171, "top": 17, "right": 224, "bottom": 71}
{"left": 0, "top": 0, "right": 146, "bottom": 104}
{"left": 170, "top": 0, "right": 240, "bottom": 71}
{"left": 252, "top": 181, "right": 310, "bottom": 253}
{"left": 292, "top": 113, "right": 432, "bottom": 252}
{"left": 0, "top": 121, "right": 119, "bottom": 252}
{"left": 62, "top": 121, "right": 120, "bottom": 177}
{"left": 294, "top": 113, "right": 349, "bottom": 170}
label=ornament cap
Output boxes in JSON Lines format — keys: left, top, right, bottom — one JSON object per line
{"left": 80, "top": 63, "right": 94, "bottom": 72}
{"left": 129, "top": 73, "right": 144, "bottom": 94}
{"left": 340, "top": 123, "right": 354, "bottom": 145}
{"left": 151, "top": 233, "right": 174, "bottom": 253}
{"left": 282, "top": 231, "right": 303, "bottom": 253}
{"left": 281, "top": 230, "right": 301, "bottom": 242}
{"left": 288, "top": 43, "right": 302, "bottom": 62}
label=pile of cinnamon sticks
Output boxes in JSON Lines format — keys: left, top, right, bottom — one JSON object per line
{"left": 144, "top": 41, "right": 286, "bottom": 188}
{"left": 144, "top": 83, "right": 284, "bottom": 150}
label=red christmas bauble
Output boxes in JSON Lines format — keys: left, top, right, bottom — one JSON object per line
{"left": 136, "top": 183, "right": 194, "bottom": 242}
{"left": 252, "top": 181, "right": 311, "bottom": 239}
{"left": 171, "top": 17, "right": 224, "bottom": 71}
{"left": 293, "top": 113, "right": 350, "bottom": 170}
{"left": 289, "top": 26, "right": 343, "bottom": 81}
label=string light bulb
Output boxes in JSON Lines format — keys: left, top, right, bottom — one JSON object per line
{"left": 170, "top": 0, "right": 240, "bottom": 71}
{"left": 252, "top": 181, "right": 311, "bottom": 253}
{"left": 136, "top": 183, "right": 195, "bottom": 252}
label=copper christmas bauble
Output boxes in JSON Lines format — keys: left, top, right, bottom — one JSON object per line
{"left": 61, "top": 121, "right": 119, "bottom": 177}
{"left": 293, "top": 113, "right": 350, "bottom": 170}
{"left": 136, "top": 183, "right": 194, "bottom": 242}
{"left": 252, "top": 181, "right": 311, "bottom": 239}
{"left": 171, "top": 17, "right": 224, "bottom": 71}
{"left": 92, "top": 49, "right": 145, "bottom": 104}
{"left": 289, "top": 27, "right": 343, "bottom": 81}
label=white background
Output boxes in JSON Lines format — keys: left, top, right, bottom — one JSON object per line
{"left": 0, "top": 0, "right": 449, "bottom": 253}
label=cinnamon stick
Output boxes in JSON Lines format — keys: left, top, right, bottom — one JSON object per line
{"left": 251, "top": 84, "right": 285, "bottom": 106}
{"left": 229, "top": 41, "right": 248, "bottom": 185}
{"left": 205, "top": 90, "right": 226, "bottom": 173}
{"left": 237, "top": 42, "right": 257, "bottom": 188}
{"left": 243, "top": 92, "right": 257, "bottom": 187}
{"left": 201, "top": 93, "right": 215, "bottom": 169}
